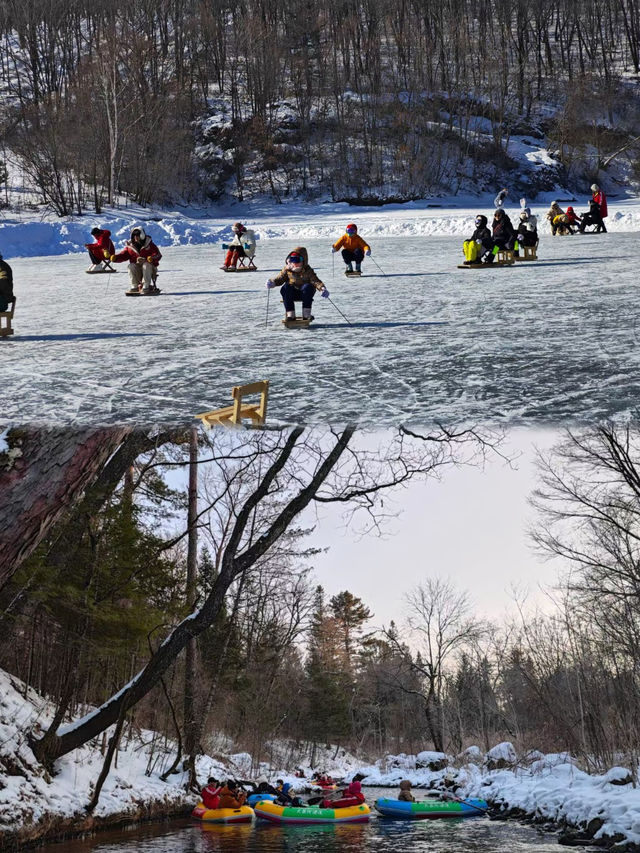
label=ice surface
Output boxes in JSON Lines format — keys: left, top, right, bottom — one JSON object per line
{"left": 2, "top": 231, "right": 639, "bottom": 426}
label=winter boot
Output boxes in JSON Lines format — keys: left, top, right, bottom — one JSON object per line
{"left": 346, "top": 262, "right": 353, "bottom": 272}
{"left": 286, "top": 310, "right": 296, "bottom": 320}
{"left": 302, "top": 307, "right": 314, "bottom": 320}
{"left": 355, "top": 261, "right": 361, "bottom": 272}
{"left": 87, "top": 263, "right": 101, "bottom": 272}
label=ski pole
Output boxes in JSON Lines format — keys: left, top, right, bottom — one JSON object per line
{"left": 327, "top": 295, "right": 352, "bottom": 326}
{"left": 265, "top": 287, "right": 270, "bottom": 328}
{"left": 369, "top": 255, "right": 388, "bottom": 277}
{"left": 332, "top": 250, "right": 335, "bottom": 281}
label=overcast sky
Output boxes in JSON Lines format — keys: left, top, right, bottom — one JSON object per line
{"left": 304, "top": 427, "right": 562, "bottom": 628}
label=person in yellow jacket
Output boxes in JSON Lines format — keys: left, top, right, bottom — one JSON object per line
{"left": 332, "top": 223, "right": 371, "bottom": 273}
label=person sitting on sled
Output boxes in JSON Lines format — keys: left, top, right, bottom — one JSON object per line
{"left": 516, "top": 207, "right": 539, "bottom": 248}
{"left": 332, "top": 223, "right": 371, "bottom": 273}
{"left": 111, "top": 226, "right": 162, "bottom": 294}
{"left": 221, "top": 222, "right": 257, "bottom": 270}
{"left": 85, "top": 227, "right": 115, "bottom": 272}
{"left": 462, "top": 214, "right": 493, "bottom": 264}
{"left": 0, "top": 253, "right": 13, "bottom": 312}
{"left": 266, "top": 247, "right": 329, "bottom": 321}
{"left": 580, "top": 194, "right": 607, "bottom": 233}
{"left": 487, "top": 208, "right": 516, "bottom": 260}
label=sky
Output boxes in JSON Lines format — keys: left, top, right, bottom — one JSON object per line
{"left": 306, "top": 427, "right": 562, "bottom": 628}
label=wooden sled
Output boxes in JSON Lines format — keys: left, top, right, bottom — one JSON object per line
{"left": 222, "top": 266, "right": 257, "bottom": 272}
{"left": 282, "top": 317, "right": 313, "bottom": 328}
{"left": 514, "top": 246, "right": 538, "bottom": 261}
{"left": 0, "top": 297, "right": 15, "bottom": 337}
{"left": 125, "top": 288, "right": 162, "bottom": 296}
{"left": 86, "top": 268, "right": 118, "bottom": 274}
{"left": 195, "top": 380, "right": 269, "bottom": 428}
{"left": 345, "top": 270, "right": 362, "bottom": 277}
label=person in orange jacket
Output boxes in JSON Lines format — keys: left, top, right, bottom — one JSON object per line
{"left": 332, "top": 223, "right": 371, "bottom": 273}
{"left": 217, "top": 780, "right": 247, "bottom": 809}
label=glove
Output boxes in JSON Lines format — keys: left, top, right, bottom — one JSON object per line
{"left": 243, "top": 243, "right": 251, "bottom": 250}
{"left": 266, "top": 279, "right": 276, "bottom": 289}
{"left": 331, "top": 247, "right": 337, "bottom": 253}
{"left": 365, "top": 249, "right": 371, "bottom": 256}
{"left": 147, "top": 256, "right": 153, "bottom": 263}
{"left": 221, "top": 243, "right": 229, "bottom": 250}
{"left": 103, "top": 249, "right": 110, "bottom": 258}
{"left": 110, "top": 255, "right": 117, "bottom": 262}
{"left": 321, "top": 288, "right": 330, "bottom": 299}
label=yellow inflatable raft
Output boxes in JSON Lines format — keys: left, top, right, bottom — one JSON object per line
{"left": 191, "top": 802, "right": 254, "bottom": 823}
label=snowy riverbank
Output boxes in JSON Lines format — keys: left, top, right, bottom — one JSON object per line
{"left": 2, "top": 667, "right": 640, "bottom": 850}
{"left": 0, "top": 192, "right": 639, "bottom": 259}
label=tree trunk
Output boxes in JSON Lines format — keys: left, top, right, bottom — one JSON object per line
{"left": 183, "top": 426, "right": 199, "bottom": 789}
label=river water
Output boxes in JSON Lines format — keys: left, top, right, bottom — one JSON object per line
{"left": 36, "top": 789, "right": 589, "bottom": 853}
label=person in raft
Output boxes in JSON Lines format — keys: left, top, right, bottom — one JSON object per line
{"left": 111, "top": 226, "right": 162, "bottom": 294}
{"left": 217, "top": 780, "right": 247, "bottom": 809}
{"left": 252, "top": 776, "right": 279, "bottom": 796}
{"left": 85, "top": 227, "right": 115, "bottom": 271}
{"left": 0, "top": 253, "right": 14, "bottom": 312}
{"left": 397, "top": 780, "right": 416, "bottom": 802}
{"left": 221, "top": 221, "right": 257, "bottom": 270}
{"left": 321, "top": 775, "right": 366, "bottom": 809}
{"left": 462, "top": 214, "right": 493, "bottom": 264}
{"left": 266, "top": 247, "right": 329, "bottom": 321}
{"left": 331, "top": 223, "right": 371, "bottom": 273}
{"left": 201, "top": 777, "right": 221, "bottom": 809}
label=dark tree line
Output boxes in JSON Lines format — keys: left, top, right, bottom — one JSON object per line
{"left": 0, "top": 0, "right": 639, "bottom": 213}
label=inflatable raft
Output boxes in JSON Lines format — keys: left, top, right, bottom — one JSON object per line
{"left": 191, "top": 802, "right": 254, "bottom": 823}
{"left": 375, "top": 797, "right": 488, "bottom": 819}
{"left": 254, "top": 800, "right": 371, "bottom": 824}
{"left": 247, "top": 793, "right": 276, "bottom": 807}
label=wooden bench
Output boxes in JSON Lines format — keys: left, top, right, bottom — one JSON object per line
{"left": 195, "top": 380, "right": 269, "bottom": 428}
{"left": 0, "top": 297, "right": 15, "bottom": 338}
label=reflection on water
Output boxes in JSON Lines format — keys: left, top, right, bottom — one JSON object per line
{"left": 37, "top": 790, "right": 586, "bottom": 853}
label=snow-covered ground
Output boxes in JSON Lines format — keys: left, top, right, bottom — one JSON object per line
{"left": 2, "top": 220, "right": 640, "bottom": 426}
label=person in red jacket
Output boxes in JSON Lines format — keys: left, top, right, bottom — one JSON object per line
{"left": 321, "top": 776, "right": 366, "bottom": 809}
{"left": 201, "top": 777, "right": 221, "bottom": 810}
{"left": 590, "top": 184, "right": 608, "bottom": 232}
{"left": 85, "top": 227, "right": 115, "bottom": 272}
{"left": 111, "top": 226, "right": 162, "bottom": 294}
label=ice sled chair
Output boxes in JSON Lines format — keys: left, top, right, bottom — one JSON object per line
{"left": 0, "top": 297, "right": 15, "bottom": 338}
{"left": 237, "top": 249, "right": 257, "bottom": 271}
{"left": 195, "top": 380, "right": 269, "bottom": 428}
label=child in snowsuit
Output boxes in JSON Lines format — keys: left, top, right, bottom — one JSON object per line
{"left": 112, "top": 226, "right": 162, "bottom": 294}
{"left": 564, "top": 206, "right": 582, "bottom": 232}
{"left": 463, "top": 215, "right": 493, "bottom": 264}
{"left": 221, "top": 222, "right": 257, "bottom": 270}
{"left": 85, "top": 227, "right": 115, "bottom": 271}
{"left": 332, "top": 223, "right": 371, "bottom": 273}
{"left": 266, "top": 247, "right": 329, "bottom": 320}
{"left": 517, "top": 208, "right": 539, "bottom": 248}
{"left": 0, "top": 254, "right": 13, "bottom": 312}
{"left": 398, "top": 780, "right": 416, "bottom": 802}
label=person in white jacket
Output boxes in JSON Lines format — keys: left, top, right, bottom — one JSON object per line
{"left": 221, "top": 222, "right": 257, "bottom": 270}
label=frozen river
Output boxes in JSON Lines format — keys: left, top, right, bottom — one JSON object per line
{"left": 2, "top": 233, "right": 638, "bottom": 426}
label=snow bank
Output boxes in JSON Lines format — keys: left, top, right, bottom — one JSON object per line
{"left": 350, "top": 742, "right": 640, "bottom": 850}
{"left": 1, "top": 194, "right": 640, "bottom": 258}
